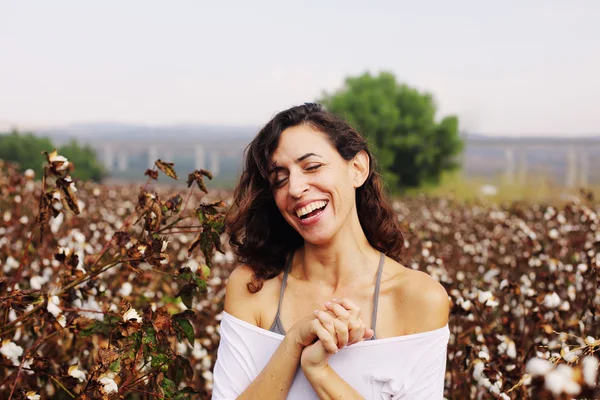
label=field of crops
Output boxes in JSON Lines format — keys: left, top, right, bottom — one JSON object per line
{"left": 1, "top": 156, "right": 599, "bottom": 399}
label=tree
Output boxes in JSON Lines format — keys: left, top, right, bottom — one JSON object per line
{"left": 0, "top": 130, "right": 106, "bottom": 182}
{"left": 58, "top": 139, "right": 106, "bottom": 182}
{"left": 0, "top": 130, "right": 55, "bottom": 176}
{"left": 319, "top": 71, "right": 464, "bottom": 191}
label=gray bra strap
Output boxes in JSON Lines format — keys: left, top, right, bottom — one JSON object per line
{"left": 370, "top": 252, "right": 385, "bottom": 339}
{"left": 273, "top": 251, "right": 294, "bottom": 325}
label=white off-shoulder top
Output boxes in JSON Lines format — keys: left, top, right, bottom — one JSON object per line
{"left": 212, "top": 311, "right": 449, "bottom": 399}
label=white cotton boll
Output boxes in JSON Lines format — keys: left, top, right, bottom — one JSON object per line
{"left": 26, "top": 391, "right": 40, "bottom": 400}
{"left": 584, "top": 336, "right": 598, "bottom": 346}
{"left": 543, "top": 292, "right": 561, "bottom": 309}
{"left": 123, "top": 308, "right": 142, "bottom": 323}
{"left": 119, "top": 282, "right": 133, "bottom": 297}
{"left": 29, "top": 275, "right": 47, "bottom": 290}
{"left": 479, "top": 348, "right": 490, "bottom": 361}
{"left": 212, "top": 252, "right": 225, "bottom": 264}
{"left": 562, "top": 348, "right": 581, "bottom": 363}
{"left": 461, "top": 299, "right": 472, "bottom": 311}
{"left": 582, "top": 356, "right": 599, "bottom": 386}
{"left": 558, "top": 300, "right": 570, "bottom": 311}
{"left": 3, "top": 256, "right": 20, "bottom": 272}
{"left": 507, "top": 341, "right": 517, "bottom": 359}
{"left": 525, "top": 357, "right": 553, "bottom": 376}
{"left": 47, "top": 295, "right": 61, "bottom": 318}
{"left": 549, "top": 229, "right": 559, "bottom": 239}
{"left": 0, "top": 340, "right": 24, "bottom": 365}
{"left": 19, "top": 216, "right": 29, "bottom": 224}
{"left": 202, "top": 370, "right": 213, "bottom": 381}
{"left": 577, "top": 263, "right": 588, "bottom": 273}
{"left": 100, "top": 376, "right": 118, "bottom": 394}
{"left": 498, "top": 393, "right": 510, "bottom": 400}
{"left": 176, "top": 341, "right": 188, "bottom": 354}
{"left": 192, "top": 341, "right": 207, "bottom": 360}
{"left": 202, "top": 355, "right": 212, "bottom": 370}
{"left": 478, "top": 290, "right": 493, "bottom": 303}
{"left": 68, "top": 365, "right": 87, "bottom": 382}
{"left": 544, "top": 365, "right": 580, "bottom": 395}
{"left": 472, "top": 359, "right": 485, "bottom": 380}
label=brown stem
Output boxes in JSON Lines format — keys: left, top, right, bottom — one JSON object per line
{"left": 0, "top": 304, "right": 43, "bottom": 335}
{"left": 181, "top": 185, "right": 196, "bottom": 216}
{"left": 49, "top": 375, "right": 75, "bottom": 398}
{"left": 58, "top": 258, "right": 136, "bottom": 295}
{"left": 121, "top": 386, "right": 165, "bottom": 399}
{"left": 158, "top": 229, "right": 202, "bottom": 234}
{"left": 124, "top": 358, "right": 173, "bottom": 388}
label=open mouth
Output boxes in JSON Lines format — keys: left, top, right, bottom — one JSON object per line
{"left": 296, "top": 201, "right": 328, "bottom": 220}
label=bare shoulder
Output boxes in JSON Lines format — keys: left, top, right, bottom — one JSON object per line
{"left": 223, "top": 264, "right": 261, "bottom": 325}
{"left": 391, "top": 261, "right": 450, "bottom": 333}
{"left": 223, "top": 264, "right": 282, "bottom": 328}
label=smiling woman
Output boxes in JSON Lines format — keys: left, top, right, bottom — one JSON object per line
{"left": 212, "top": 103, "right": 450, "bottom": 399}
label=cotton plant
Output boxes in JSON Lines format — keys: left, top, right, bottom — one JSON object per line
{"left": 0, "top": 155, "right": 225, "bottom": 398}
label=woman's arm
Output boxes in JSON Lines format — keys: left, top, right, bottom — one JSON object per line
{"left": 236, "top": 335, "right": 303, "bottom": 400}
{"left": 219, "top": 265, "right": 302, "bottom": 400}
{"left": 304, "top": 362, "right": 365, "bottom": 400}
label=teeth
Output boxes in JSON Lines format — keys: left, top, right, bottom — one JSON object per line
{"left": 296, "top": 201, "right": 328, "bottom": 218}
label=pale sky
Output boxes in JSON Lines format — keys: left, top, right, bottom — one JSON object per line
{"left": 1, "top": 0, "right": 599, "bottom": 136}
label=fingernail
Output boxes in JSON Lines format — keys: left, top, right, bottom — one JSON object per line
{"left": 332, "top": 298, "right": 339, "bottom": 302}
{"left": 324, "top": 301, "right": 331, "bottom": 306}
{"left": 313, "top": 310, "right": 319, "bottom": 315}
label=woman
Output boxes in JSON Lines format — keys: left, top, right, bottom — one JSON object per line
{"left": 212, "top": 103, "right": 450, "bottom": 399}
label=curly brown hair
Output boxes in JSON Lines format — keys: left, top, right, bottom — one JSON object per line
{"left": 226, "top": 103, "right": 405, "bottom": 292}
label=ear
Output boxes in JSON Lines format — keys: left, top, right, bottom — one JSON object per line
{"left": 351, "top": 150, "right": 370, "bottom": 188}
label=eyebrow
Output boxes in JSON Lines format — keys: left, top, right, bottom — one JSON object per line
{"left": 269, "top": 152, "right": 322, "bottom": 174}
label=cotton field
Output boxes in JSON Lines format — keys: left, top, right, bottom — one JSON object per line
{"left": 0, "top": 158, "right": 598, "bottom": 399}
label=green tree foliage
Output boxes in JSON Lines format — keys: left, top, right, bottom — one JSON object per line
{"left": 0, "top": 130, "right": 105, "bottom": 181}
{"left": 0, "top": 130, "right": 54, "bottom": 176}
{"left": 320, "top": 71, "right": 464, "bottom": 191}
{"left": 58, "top": 139, "right": 106, "bottom": 182}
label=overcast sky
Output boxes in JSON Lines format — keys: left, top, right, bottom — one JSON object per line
{"left": 1, "top": 0, "right": 599, "bottom": 136}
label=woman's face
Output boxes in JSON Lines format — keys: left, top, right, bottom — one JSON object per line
{"left": 270, "top": 124, "right": 363, "bottom": 245}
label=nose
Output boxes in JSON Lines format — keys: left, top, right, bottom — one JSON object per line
{"left": 287, "top": 170, "right": 309, "bottom": 198}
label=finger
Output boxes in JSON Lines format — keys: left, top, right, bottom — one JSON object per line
{"left": 331, "top": 317, "right": 349, "bottom": 349}
{"left": 346, "top": 318, "right": 364, "bottom": 345}
{"left": 331, "top": 298, "right": 362, "bottom": 319}
{"left": 324, "top": 302, "right": 351, "bottom": 324}
{"left": 313, "top": 310, "right": 336, "bottom": 341}
{"left": 312, "top": 319, "right": 339, "bottom": 354}
{"left": 316, "top": 310, "right": 349, "bottom": 349}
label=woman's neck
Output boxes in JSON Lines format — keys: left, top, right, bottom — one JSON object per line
{"left": 293, "top": 220, "right": 381, "bottom": 291}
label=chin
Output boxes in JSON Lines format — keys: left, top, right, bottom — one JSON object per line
{"left": 298, "top": 230, "right": 336, "bottom": 246}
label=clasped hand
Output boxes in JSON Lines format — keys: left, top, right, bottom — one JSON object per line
{"left": 290, "top": 298, "right": 373, "bottom": 372}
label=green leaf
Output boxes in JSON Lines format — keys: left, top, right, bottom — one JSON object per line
{"left": 174, "top": 387, "right": 200, "bottom": 400}
{"left": 143, "top": 327, "right": 157, "bottom": 358}
{"left": 177, "top": 266, "right": 193, "bottom": 282}
{"left": 193, "top": 275, "right": 207, "bottom": 294}
{"left": 174, "top": 318, "right": 195, "bottom": 346}
{"left": 161, "top": 377, "right": 177, "bottom": 398}
{"left": 151, "top": 353, "right": 171, "bottom": 369}
{"left": 200, "top": 229, "right": 213, "bottom": 267}
{"left": 109, "top": 359, "right": 120, "bottom": 373}
{"left": 171, "top": 355, "right": 194, "bottom": 386}
{"left": 176, "top": 283, "right": 197, "bottom": 309}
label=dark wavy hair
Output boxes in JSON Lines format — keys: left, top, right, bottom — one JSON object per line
{"left": 226, "top": 103, "right": 405, "bottom": 292}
